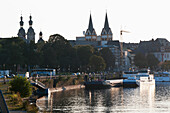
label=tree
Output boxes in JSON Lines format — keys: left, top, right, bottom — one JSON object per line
{"left": 134, "top": 53, "right": 147, "bottom": 68}
{"left": 42, "top": 34, "right": 76, "bottom": 71}
{"left": 161, "top": 61, "right": 170, "bottom": 71}
{"left": 134, "top": 53, "right": 160, "bottom": 69}
{"left": 100, "top": 47, "right": 115, "bottom": 70}
{"left": 9, "top": 76, "right": 32, "bottom": 97}
{"left": 0, "top": 37, "right": 27, "bottom": 72}
{"left": 88, "top": 55, "right": 106, "bottom": 72}
{"left": 75, "top": 45, "right": 94, "bottom": 69}
{"left": 146, "top": 54, "right": 159, "bottom": 69}
{"left": 25, "top": 41, "right": 39, "bottom": 68}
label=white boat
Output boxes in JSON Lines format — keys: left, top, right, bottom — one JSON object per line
{"left": 154, "top": 72, "right": 170, "bottom": 82}
{"left": 136, "top": 74, "right": 155, "bottom": 86}
{"left": 123, "top": 69, "right": 155, "bottom": 87}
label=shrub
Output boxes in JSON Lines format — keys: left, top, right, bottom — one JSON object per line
{"left": 9, "top": 92, "right": 22, "bottom": 105}
{"left": 23, "top": 101, "right": 38, "bottom": 113}
{"left": 9, "top": 76, "right": 32, "bottom": 98}
{"left": 66, "top": 76, "right": 71, "bottom": 81}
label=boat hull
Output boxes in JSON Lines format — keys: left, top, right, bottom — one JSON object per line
{"left": 123, "top": 79, "right": 138, "bottom": 87}
{"left": 136, "top": 80, "right": 155, "bottom": 86}
{"left": 154, "top": 77, "right": 170, "bottom": 82}
{"left": 84, "top": 81, "right": 111, "bottom": 89}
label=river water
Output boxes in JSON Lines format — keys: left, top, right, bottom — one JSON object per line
{"left": 37, "top": 82, "right": 170, "bottom": 113}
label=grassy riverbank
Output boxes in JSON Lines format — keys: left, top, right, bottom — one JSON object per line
{"left": 0, "top": 80, "right": 38, "bottom": 113}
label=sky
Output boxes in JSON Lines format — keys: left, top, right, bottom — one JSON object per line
{"left": 0, "top": 0, "right": 170, "bottom": 43}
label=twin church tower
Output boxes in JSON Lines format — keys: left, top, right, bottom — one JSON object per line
{"left": 17, "top": 15, "right": 44, "bottom": 43}
{"left": 77, "top": 12, "right": 113, "bottom": 42}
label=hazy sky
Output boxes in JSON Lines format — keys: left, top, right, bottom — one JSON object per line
{"left": 0, "top": 0, "right": 170, "bottom": 43}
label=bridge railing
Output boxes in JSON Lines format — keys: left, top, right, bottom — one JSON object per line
{"left": 29, "top": 78, "right": 46, "bottom": 89}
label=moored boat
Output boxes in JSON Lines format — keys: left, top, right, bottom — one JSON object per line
{"left": 122, "top": 69, "right": 155, "bottom": 87}
{"left": 154, "top": 72, "right": 170, "bottom": 82}
{"left": 84, "top": 80, "right": 112, "bottom": 89}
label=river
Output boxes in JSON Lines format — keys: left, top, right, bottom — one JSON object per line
{"left": 37, "top": 82, "right": 170, "bottom": 113}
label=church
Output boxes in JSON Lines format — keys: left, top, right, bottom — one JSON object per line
{"left": 17, "top": 15, "right": 44, "bottom": 43}
{"left": 76, "top": 12, "right": 113, "bottom": 46}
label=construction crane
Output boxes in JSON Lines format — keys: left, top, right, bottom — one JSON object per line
{"left": 120, "top": 29, "right": 130, "bottom": 71}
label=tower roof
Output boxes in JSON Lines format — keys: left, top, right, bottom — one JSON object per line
{"left": 88, "top": 14, "right": 94, "bottom": 33}
{"left": 29, "top": 15, "right": 33, "bottom": 25}
{"left": 104, "top": 13, "right": 110, "bottom": 32}
{"left": 39, "top": 31, "right": 43, "bottom": 36}
{"left": 20, "top": 16, "right": 24, "bottom": 26}
{"left": 38, "top": 31, "right": 44, "bottom": 43}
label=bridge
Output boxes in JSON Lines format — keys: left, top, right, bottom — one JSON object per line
{"left": 29, "top": 79, "right": 47, "bottom": 90}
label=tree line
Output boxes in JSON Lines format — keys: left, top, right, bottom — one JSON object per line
{"left": 0, "top": 34, "right": 115, "bottom": 73}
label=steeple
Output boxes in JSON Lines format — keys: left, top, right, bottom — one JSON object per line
{"left": 37, "top": 31, "right": 44, "bottom": 43}
{"left": 39, "top": 31, "right": 43, "bottom": 38}
{"left": 18, "top": 15, "right": 26, "bottom": 40}
{"left": 101, "top": 12, "right": 113, "bottom": 41}
{"left": 29, "top": 15, "right": 33, "bottom": 27}
{"left": 27, "top": 15, "right": 35, "bottom": 43}
{"left": 20, "top": 15, "right": 24, "bottom": 27}
{"left": 104, "top": 13, "right": 110, "bottom": 33}
{"left": 88, "top": 14, "right": 94, "bottom": 33}
{"left": 85, "top": 13, "right": 97, "bottom": 36}
{"left": 85, "top": 13, "right": 97, "bottom": 41}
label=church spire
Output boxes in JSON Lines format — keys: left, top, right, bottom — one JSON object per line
{"left": 101, "top": 12, "right": 113, "bottom": 41}
{"left": 37, "top": 31, "right": 44, "bottom": 43}
{"left": 27, "top": 15, "right": 35, "bottom": 43}
{"left": 18, "top": 15, "right": 26, "bottom": 40}
{"left": 88, "top": 14, "right": 94, "bottom": 33}
{"left": 104, "top": 12, "right": 110, "bottom": 32}
{"left": 19, "top": 15, "right": 24, "bottom": 27}
{"left": 29, "top": 15, "right": 33, "bottom": 27}
{"left": 39, "top": 31, "right": 43, "bottom": 38}
{"left": 85, "top": 13, "right": 97, "bottom": 41}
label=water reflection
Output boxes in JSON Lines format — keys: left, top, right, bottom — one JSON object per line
{"left": 36, "top": 83, "right": 170, "bottom": 113}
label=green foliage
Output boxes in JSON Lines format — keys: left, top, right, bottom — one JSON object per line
{"left": 134, "top": 53, "right": 147, "bottom": 68}
{"left": 42, "top": 34, "right": 76, "bottom": 70}
{"left": 162, "top": 61, "right": 170, "bottom": 71}
{"left": 23, "top": 101, "right": 38, "bottom": 113}
{"left": 0, "top": 37, "right": 26, "bottom": 70}
{"left": 89, "top": 55, "right": 106, "bottom": 72}
{"left": 134, "top": 53, "right": 159, "bottom": 69}
{"left": 9, "top": 92, "right": 22, "bottom": 105}
{"left": 9, "top": 76, "right": 32, "bottom": 97}
{"left": 100, "top": 47, "right": 115, "bottom": 70}
{"left": 0, "top": 34, "right": 117, "bottom": 73}
{"left": 146, "top": 54, "right": 159, "bottom": 69}
{"left": 75, "top": 45, "right": 94, "bottom": 66}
